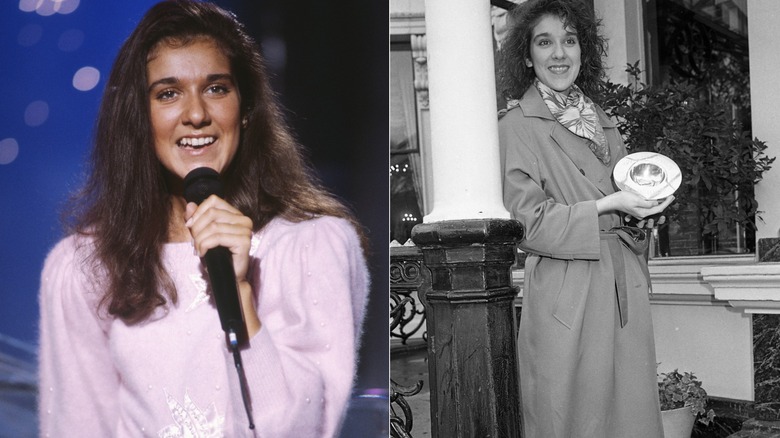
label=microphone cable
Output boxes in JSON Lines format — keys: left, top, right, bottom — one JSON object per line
{"left": 228, "top": 329, "right": 255, "bottom": 430}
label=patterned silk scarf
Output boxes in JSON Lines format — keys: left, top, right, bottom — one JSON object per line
{"left": 533, "top": 79, "right": 611, "bottom": 165}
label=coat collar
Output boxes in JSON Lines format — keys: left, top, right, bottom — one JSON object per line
{"left": 519, "top": 85, "right": 617, "bottom": 195}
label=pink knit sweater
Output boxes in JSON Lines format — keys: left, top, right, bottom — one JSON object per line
{"left": 38, "top": 216, "right": 369, "bottom": 437}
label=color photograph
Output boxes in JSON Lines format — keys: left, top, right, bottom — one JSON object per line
{"left": 1, "top": 1, "right": 388, "bottom": 436}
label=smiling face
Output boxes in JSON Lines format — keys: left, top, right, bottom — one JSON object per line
{"left": 527, "top": 14, "right": 581, "bottom": 95}
{"left": 147, "top": 36, "right": 241, "bottom": 181}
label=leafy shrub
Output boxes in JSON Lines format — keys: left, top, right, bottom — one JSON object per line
{"left": 599, "top": 63, "right": 774, "bottom": 245}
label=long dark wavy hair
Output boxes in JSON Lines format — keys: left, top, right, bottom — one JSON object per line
{"left": 66, "top": 0, "right": 366, "bottom": 323}
{"left": 498, "top": 0, "right": 608, "bottom": 100}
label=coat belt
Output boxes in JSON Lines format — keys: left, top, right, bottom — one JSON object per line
{"left": 600, "top": 227, "right": 651, "bottom": 328}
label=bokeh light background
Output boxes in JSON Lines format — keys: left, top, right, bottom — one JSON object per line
{"left": 0, "top": 0, "right": 388, "bottom": 431}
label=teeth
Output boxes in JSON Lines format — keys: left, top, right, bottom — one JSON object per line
{"left": 178, "top": 136, "right": 215, "bottom": 148}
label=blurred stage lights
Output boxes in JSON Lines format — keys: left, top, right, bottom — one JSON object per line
{"left": 17, "top": 24, "right": 43, "bottom": 47}
{"left": 19, "top": 0, "right": 80, "bottom": 16}
{"left": 73, "top": 66, "right": 100, "bottom": 91}
{"left": 9, "top": 1, "right": 100, "bottom": 168}
{"left": 24, "top": 101, "right": 49, "bottom": 127}
{"left": 0, "top": 139, "right": 20, "bottom": 165}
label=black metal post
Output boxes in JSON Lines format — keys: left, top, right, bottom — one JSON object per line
{"left": 412, "top": 218, "right": 524, "bottom": 437}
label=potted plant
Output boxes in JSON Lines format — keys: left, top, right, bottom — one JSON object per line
{"left": 658, "top": 369, "right": 716, "bottom": 438}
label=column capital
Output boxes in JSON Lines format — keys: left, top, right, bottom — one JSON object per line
{"left": 412, "top": 218, "right": 524, "bottom": 247}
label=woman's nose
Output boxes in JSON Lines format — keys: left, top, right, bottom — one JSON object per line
{"left": 552, "top": 42, "right": 565, "bottom": 59}
{"left": 183, "top": 95, "right": 210, "bottom": 127}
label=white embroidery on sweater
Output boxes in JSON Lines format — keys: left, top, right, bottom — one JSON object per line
{"left": 158, "top": 389, "right": 225, "bottom": 438}
{"left": 186, "top": 274, "right": 209, "bottom": 313}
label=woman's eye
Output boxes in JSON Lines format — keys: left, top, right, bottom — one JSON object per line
{"left": 156, "top": 90, "right": 177, "bottom": 101}
{"left": 206, "top": 84, "right": 230, "bottom": 95}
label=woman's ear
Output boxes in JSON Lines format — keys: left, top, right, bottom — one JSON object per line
{"left": 525, "top": 59, "right": 533, "bottom": 68}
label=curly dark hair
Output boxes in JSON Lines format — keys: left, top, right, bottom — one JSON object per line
{"left": 498, "top": 0, "right": 608, "bottom": 100}
{"left": 66, "top": 0, "right": 366, "bottom": 323}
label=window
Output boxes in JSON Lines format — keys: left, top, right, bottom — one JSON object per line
{"left": 390, "top": 42, "right": 424, "bottom": 244}
{"left": 641, "top": 0, "right": 761, "bottom": 257}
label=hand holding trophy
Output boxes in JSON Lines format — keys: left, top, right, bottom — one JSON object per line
{"left": 613, "top": 152, "right": 681, "bottom": 229}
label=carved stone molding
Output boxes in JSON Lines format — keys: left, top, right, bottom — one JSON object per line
{"left": 701, "top": 263, "right": 780, "bottom": 314}
{"left": 411, "top": 34, "right": 428, "bottom": 109}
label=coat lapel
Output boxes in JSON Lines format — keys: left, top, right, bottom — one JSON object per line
{"left": 519, "top": 86, "right": 617, "bottom": 196}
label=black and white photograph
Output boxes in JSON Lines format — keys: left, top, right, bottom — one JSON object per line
{"left": 391, "top": 0, "right": 780, "bottom": 437}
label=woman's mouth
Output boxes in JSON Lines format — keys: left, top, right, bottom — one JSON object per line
{"left": 548, "top": 65, "right": 570, "bottom": 74}
{"left": 177, "top": 136, "right": 215, "bottom": 149}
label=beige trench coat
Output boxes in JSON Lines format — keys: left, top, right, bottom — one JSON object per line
{"left": 498, "top": 86, "right": 664, "bottom": 438}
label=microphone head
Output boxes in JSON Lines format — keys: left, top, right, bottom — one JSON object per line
{"left": 183, "top": 167, "right": 223, "bottom": 205}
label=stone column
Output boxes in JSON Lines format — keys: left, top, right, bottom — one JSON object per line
{"left": 414, "top": 0, "right": 524, "bottom": 436}
{"left": 423, "top": 0, "right": 509, "bottom": 222}
{"left": 413, "top": 219, "right": 523, "bottom": 437}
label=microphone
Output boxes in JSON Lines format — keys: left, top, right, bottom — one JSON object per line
{"left": 184, "top": 167, "right": 255, "bottom": 429}
{"left": 183, "top": 167, "right": 255, "bottom": 429}
{"left": 183, "top": 167, "right": 248, "bottom": 348}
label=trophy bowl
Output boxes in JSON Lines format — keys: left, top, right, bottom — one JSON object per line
{"left": 629, "top": 162, "right": 666, "bottom": 187}
{"left": 613, "top": 152, "right": 681, "bottom": 200}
